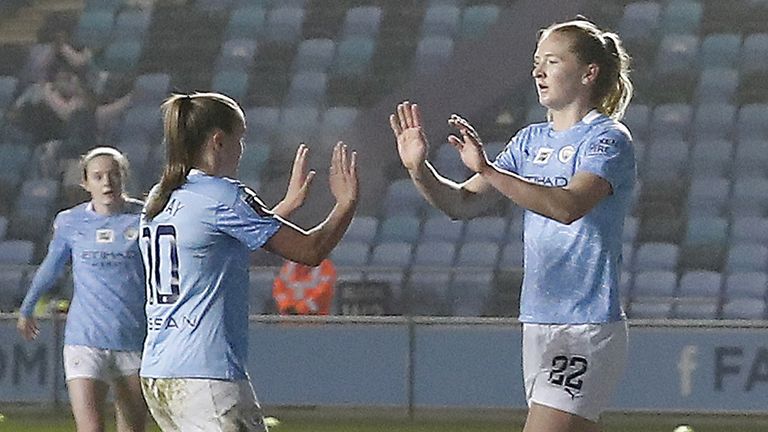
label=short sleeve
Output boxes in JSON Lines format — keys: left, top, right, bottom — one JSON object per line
{"left": 216, "top": 185, "right": 283, "bottom": 251}
{"left": 575, "top": 128, "right": 635, "bottom": 191}
{"left": 492, "top": 133, "right": 522, "bottom": 173}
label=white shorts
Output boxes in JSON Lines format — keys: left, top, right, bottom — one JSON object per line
{"left": 141, "top": 377, "right": 267, "bottom": 432}
{"left": 63, "top": 344, "right": 141, "bottom": 382}
{"left": 522, "top": 320, "right": 628, "bottom": 422}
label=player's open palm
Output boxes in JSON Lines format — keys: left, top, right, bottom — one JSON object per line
{"left": 17, "top": 316, "right": 39, "bottom": 341}
{"left": 389, "top": 101, "right": 428, "bottom": 171}
{"left": 283, "top": 143, "right": 316, "bottom": 209}
{"left": 329, "top": 141, "right": 358, "bottom": 205}
{"left": 448, "top": 114, "right": 489, "bottom": 174}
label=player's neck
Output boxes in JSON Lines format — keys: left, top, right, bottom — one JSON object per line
{"left": 550, "top": 103, "right": 596, "bottom": 131}
{"left": 91, "top": 198, "right": 124, "bottom": 216}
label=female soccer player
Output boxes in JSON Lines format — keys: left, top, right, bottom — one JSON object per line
{"left": 139, "top": 92, "right": 357, "bottom": 431}
{"left": 390, "top": 18, "right": 634, "bottom": 432}
{"left": 18, "top": 147, "right": 149, "bottom": 432}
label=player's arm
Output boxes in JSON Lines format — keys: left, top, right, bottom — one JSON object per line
{"left": 265, "top": 143, "right": 357, "bottom": 266}
{"left": 18, "top": 217, "right": 71, "bottom": 340}
{"left": 271, "top": 144, "right": 315, "bottom": 218}
{"left": 390, "top": 102, "right": 501, "bottom": 220}
{"left": 447, "top": 115, "right": 614, "bottom": 224}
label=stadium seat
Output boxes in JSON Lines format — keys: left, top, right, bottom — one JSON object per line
{"left": 678, "top": 270, "right": 723, "bottom": 298}
{"left": 265, "top": 7, "right": 305, "bottom": 43}
{"left": 421, "top": 214, "right": 464, "bottom": 243}
{"left": 216, "top": 39, "right": 258, "bottom": 73}
{"left": 674, "top": 302, "right": 718, "bottom": 320}
{"left": 723, "top": 271, "right": 768, "bottom": 299}
{"left": 660, "top": 0, "right": 702, "bottom": 35}
{"left": 245, "top": 106, "right": 280, "bottom": 138}
{"left": 623, "top": 103, "right": 650, "bottom": 140}
{"left": 726, "top": 244, "right": 768, "bottom": 273}
{"left": 730, "top": 216, "right": 768, "bottom": 244}
{"left": 722, "top": 298, "right": 765, "bottom": 320}
{"left": 414, "top": 36, "right": 454, "bottom": 75}
{"left": 460, "top": 5, "right": 500, "bottom": 39}
{"left": 319, "top": 106, "right": 359, "bottom": 144}
{"left": 449, "top": 271, "right": 493, "bottom": 316}
{"left": 649, "top": 103, "right": 692, "bottom": 141}
{"left": 629, "top": 300, "right": 673, "bottom": 319}
{"left": 695, "top": 67, "right": 738, "bottom": 103}
{"left": 686, "top": 176, "right": 730, "bottom": 216}
{"left": 692, "top": 103, "right": 736, "bottom": 141}
{"left": 332, "top": 36, "right": 375, "bottom": 77}
{"left": 224, "top": 6, "right": 266, "bottom": 40}
{"left": 293, "top": 38, "right": 335, "bottom": 72}
{"left": 699, "top": 33, "right": 741, "bottom": 69}
{"left": 644, "top": 138, "right": 689, "bottom": 179}
{"left": 382, "top": 179, "right": 428, "bottom": 217}
{"left": 101, "top": 40, "right": 142, "bottom": 73}
{"left": 421, "top": 5, "right": 460, "bottom": 37}
{"left": 735, "top": 103, "right": 768, "bottom": 141}
{"left": 633, "top": 242, "right": 679, "bottom": 271}
{"left": 632, "top": 270, "right": 677, "bottom": 300}
{"left": 0, "top": 268, "right": 24, "bottom": 312}
{"left": 0, "top": 75, "right": 16, "bottom": 113}
{"left": 341, "top": 6, "right": 383, "bottom": 38}
{"left": 0, "top": 240, "right": 34, "bottom": 265}
{"left": 364, "top": 270, "right": 405, "bottom": 311}
{"left": 655, "top": 34, "right": 699, "bottom": 75}
{"left": 455, "top": 241, "right": 500, "bottom": 268}
{"left": 740, "top": 33, "right": 768, "bottom": 76}
{"left": 463, "top": 216, "right": 508, "bottom": 245}
{"left": 684, "top": 216, "right": 728, "bottom": 248}
{"left": 369, "top": 242, "right": 413, "bottom": 269}
{"left": 689, "top": 139, "right": 734, "bottom": 176}
{"left": 75, "top": 10, "right": 115, "bottom": 47}
{"left": 278, "top": 107, "right": 320, "bottom": 148}
{"left": 330, "top": 241, "right": 370, "bottom": 267}
{"left": 730, "top": 176, "right": 768, "bottom": 216}
{"left": 404, "top": 271, "right": 451, "bottom": 316}
{"left": 618, "top": 1, "right": 661, "bottom": 45}
{"left": 212, "top": 70, "right": 249, "bottom": 101}
{"left": 499, "top": 241, "right": 524, "bottom": 269}
{"left": 343, "top": 216, "right": 379, "bottom": 244}
{"left": 377, "top": 215, "right": 421, "bottom": 244}
{"left": 412, "top": 240, "right": 456, "bottom": 268}
{"left": 734, "top": 139, "right": 768, "bottom": 175}
{"left": 132, "top": 73, "right": 171, "bottom": 107}
{"left": 113, "top": 9, "right": 152, "bottom": 39}
{"left": 286, "top": 71, "right": 327, "bottom": 107}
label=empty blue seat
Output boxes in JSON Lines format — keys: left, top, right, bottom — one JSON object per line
{"left": 650, "top": 103, "right": 692, "bottom": 141}
{"left": 722, "top": 298, "right": 765, "bottom": 320}
{"left": 655, "top": 34, "right": 699, "bottom": 75}
{"left": 382, "top": 179, "right": 427, "bottom": 217}
{"left": 319, "top": 106, "right": 358, "bottom": 144}
{"left": 674, "top": 302, "right": 718, "bottom": 319}
{"left": 286, "top": 71, "right": 327, "bottom": 107}
{"left": 699, "top": 33, "right": 741, "bottom": 68}
{"left": 460, "top": 5, "right": 500, "bottom": 39}
{"left": 344, "top": 216, "right": 379, "bottom": 243}
{"left": 216, "top": 39, "right": 258, "bottom": 73}
{"left": 734, "top": 139, "right": 768, "bottom": 175}
{"left": 132, "top": 73, "right": 171, "bottom": 106}
{"left": 421, "top": 214, "right": 463, "bottom": 243}
{"left": 463, "top": 216, "right": 507, "bottom": 244}
{"left": 332, "top": 37, "right": 375, "bottom": 77}
{"left": 730, "top": 216, "right": 768, "bottom": 244}
{"left": 330, "top": 241, "right": 370, "bottom": 267}
{"left": 689, "top": 139, "right": 734, "bottom": 176}
{"left": 629, "top": 300, "right": 673, "bottom": 319}
{"left": 75, "top": 10, "right": 115, "bottom": 47}
{"left": 678, "top": 270, "right": 722, "bottom": 298}
{"left": 245, "top": 107, "right": 280, "bottom": 137}
{"left": 212, "top": 70, "right": 249, "bottom": 101}
{"left": 265, "top": 7, "right": 305, "bottom": 43}
{"left": 724, "top": 272, "right": 768, "bottom": 299}
{"left": 377, "top": 215, "right": 421, "bottom": 244}
{"left": 112, "top": 9, "right": 151, "bottom": 39}
{"left": 735, "top": 104, "right": 768, "bottom": 141}
{"left": 632, "top": 270, "right": 677, "bottom": 300}
{"left": 499, "top": 241, "right": 524, "bottom": 269}
{"left": 0, "top": 240, "right": 34, "bottom": 264}
{"left": 730, "top": 176, "right": 768, "bottom": 215}
{"left": 726, "top": 244, "right": 768, "bottom": 273}
{"left": 686, "top": 176, "right": 730, "bottom": 215}
{"left": 101, "top": 40, "right": 142, "bottom": 72}
{"left": 693, "top": 103, "right": 735, "bottom": 141}
{"left": 684, "top": 216, "right": 728, "bottom": 247}
{"left": 278, "top": 107, "right": 320, "bottom": 147}
{"left": 369, "top": 242, "right": 413, "bottom": 269}
{"left": 293, "top": 38, "right": 335, "bottom": 72}
{"left": 405, "top": 271, "right": 451, "bottom": 316}
{"left": 645, "top": 138, "right": 689, "bottom": 178}
{"left": 623, "top": 103, "right": 650, "bottom": 140}
{"left": 414, "top": 36, "right": 454, "bottom": 75}
{"left": 660, "top": 0, "right": 702, "bottom": 35}
{"left": 618, "top": 1, "right": 661, "bottom": 43}
{"left": 225, "top": 6, "right": 266, "bottom": 40}
{"left": 421, "top": 5, "right": 460, "bottom": 37}
{"left": 696, "top": 67, "right": 738, "bottom": 103}
{"left": 0, "top": 75, "right": 17, "bottom": 113}
{"left": 455, "top": 241, "right": 499, "bottom": 268}
{"left": 342, "top": 6, "right": 382, "bottom": 38}
{"left": 740, "top": 33, "right": 768, "bottom": 75}
{"left": 0, "top": 268, "right": 24, "bottom": 312}
{"left": 412, "top": 240, "right": 456, "bottom": 268}
{"left": 634, "top": 242, "right": 679, "bottom": 271}
{"left": 449, "top": 271, "right": 493, "bottom": 316}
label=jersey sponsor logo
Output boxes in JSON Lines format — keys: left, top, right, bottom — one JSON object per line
{"left": 587, "top": 137, "right": 617, "bottom": 157}
{"left": 558, "top": 145, "right": 576, "bottom": 163}
{"left": 96, "top": 229, "right": 114, "bottom": 243}
{"left": 533, "top": 147, "right": 554, "bottom": 165}
{"left": 239, "top": 185, "right": 271, "bottom": 217}
{"left": 124, "top": 227, "right": 138, "bottom": 241}
{"left": 524, "top": 175, "right": 569, "bottom": 187}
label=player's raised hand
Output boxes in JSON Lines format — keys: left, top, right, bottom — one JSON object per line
{"left": 389, "top": 101, "right": 429, "bottom": 172}
{"left": 283, "top": 143, "right": 316, "bottom": 209}
{"left": 448, "top": 114, "right": 490, "bottom": 174}
{"left": 329, "top": 142, "right": 358, "bottom": 206}
{"left": 17, "top": 316, "right": 39, "bottom": 341}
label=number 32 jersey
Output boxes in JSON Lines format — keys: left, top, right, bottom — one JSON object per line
{"left": 139, "top": 169, "right": 282, "bottom": 380}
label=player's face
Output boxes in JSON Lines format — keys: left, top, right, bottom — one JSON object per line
{"left": 220, "top": 121, "right": 245, "bottom": 178}
{"left": 532, "top": 32, "right": 590, "bottom": 111}
{"left": 82, "top": 155, "right": 124, "bottom": 207}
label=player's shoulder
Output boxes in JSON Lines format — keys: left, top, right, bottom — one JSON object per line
{"left": 52, "top": 203, "right": 88, "bottom": 230}
{"left": 590, "top": 115, "right": 632, "bottom": 143}
{"left": 122, "top": 197, "right": 144, "bottom": 215}
{"left": 185, "top": 172, "right": 244, "bottom": 204}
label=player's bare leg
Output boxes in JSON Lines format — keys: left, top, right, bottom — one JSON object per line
{"left": 523, "top": 402, "right": 600, "bottom": 432}
{"left": 68, "top": 378, "right": 109, "bottom": 432}
{"left": 113, "top": 374, "right": 147, "bottom": 432}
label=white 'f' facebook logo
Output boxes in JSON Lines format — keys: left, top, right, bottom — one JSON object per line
{"left": 678, "top": 345, "right": 698, "bottom": 397}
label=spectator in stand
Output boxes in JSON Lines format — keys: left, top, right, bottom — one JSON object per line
{"left": 273, "top": 258, "right": 337, "bottom": 315}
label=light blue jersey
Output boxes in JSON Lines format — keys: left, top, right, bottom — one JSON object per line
{"left": 140, "top": 169, "right": 282, "bottom": 380}
{"left": 20, "top": 200, "right": 146, "bottom": 350}
{"left": 493, "top": 111, "right": 635, "bottom": 324}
